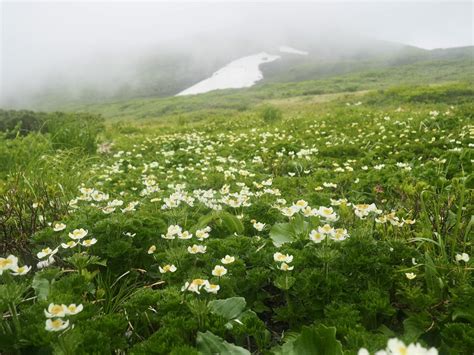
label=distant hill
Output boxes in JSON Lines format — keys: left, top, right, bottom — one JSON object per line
{"left": 2, "top": 31, "right": 472, "bottom": 111}
{"left": 64, "top": 58, "right": 473, "bottom": 122}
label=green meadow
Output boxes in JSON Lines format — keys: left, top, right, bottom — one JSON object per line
{"left": 0, "top": 60, "right": 473, "bottom": 354}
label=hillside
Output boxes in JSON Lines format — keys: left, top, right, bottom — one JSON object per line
{"left": 3, "top": 37, "right": 472, "bottom": 111}
{"left": 61, "top": 54, "right": 473, "bottom": 122}
{"left": 0, "top": 82, "right": 472, "bottom": 353}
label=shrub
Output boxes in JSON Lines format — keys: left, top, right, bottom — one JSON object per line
{"left": 44, "top": 112, "right": 104, "bottom": 153}
{"left": 259, "top": 105, "right": 282, "bottom": 123}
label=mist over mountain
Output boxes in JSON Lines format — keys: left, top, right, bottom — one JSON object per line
{"left": 1, "top": 2, "right": 472, "bottom": 109}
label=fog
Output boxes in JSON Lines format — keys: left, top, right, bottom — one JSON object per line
{"left": 1, "top": 1, "right": 472, "bottom": 108}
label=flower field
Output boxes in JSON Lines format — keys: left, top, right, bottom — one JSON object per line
{"left": 0, "top": 84, "right": 472, "bottom": 354}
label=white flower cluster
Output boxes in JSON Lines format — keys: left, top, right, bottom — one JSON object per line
{"left": 44, "top": 303, "right": 83, "bottom": 332}
{"left": 0, "top": 255, "right": 31, "bottom": 276}
{"left": 358, "top": 338, "right": 437, "bottom": 355}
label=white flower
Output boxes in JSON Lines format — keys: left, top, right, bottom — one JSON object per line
{"left": 45, "top": 318, "right": 69, "bottom": 332}
{"left": 252, "top": 221, "right": 266, "bottom": 231}
{"left": 178, "top": 230, "right": 193, "bottom": 240}
{"left": 292, "top": 200, "right": 308, "bottom": 211}
{"left": 212, "top": 265, "right": 228, "bottom": 277}
{"left": 0, "top": 255, "right": 18, "bottom": 274}
{"left": 195, "top": 227, "right": 211, "bottom": 240}
{"left": 279, "top": 262, "right": 294, "bottom": 271}
{"left": 221, "top": 255, "right": 235, "bottom": 264}
{"left": 331, "top": 228, "right": 350, "bottom": 241}
{"left": 61, "top": 241, "right": 78, "bottom": 249}
{"left": 37, "top": 247, "right": 59, "bottom": 259}
{"left": 81, "top": 238, "right": 97, "bottom": 247}
{"left": 187, "top": 244, "right": 207, "bottom": 254}
{"left": 181, "top": 279, "right": 208, "bottom": 294}
{"left": 330, "top": 198, "right": 350, "bottom": 206}
{"left": 316, "top": 206, "right": 338, "bottom": 221}
{"left": 121, "top": 201, "right": 139, "bottom": 213}
{"left": 37, "top": 256, "right": 55, "bottom": 269}
{"left": 353, "top": 203, "right": 381, "bottom": 219}
{"left": 53, "top": 223, "right": 66, "bottom": 232}
{"left": 273, "top": 252, "right": 293, "bottom": 263}
{"left": 102, "top": 206, "right": 116, "bottom": 214}
{"left": 147, "top": 245, "right": 156, "bottom": 254}
{"left": 280, "top": 206, "right": 297, "bottom": 217}
{"left": 388, "top": 337, "right": 437, "bottom": 355}
{"left": 302, "top": 206, "right": 318, "bottom": 217}
{"left": 69, "top": 228, "right": 88, "bottom": 240}
{"left": 65, "top": 304, "right": 83, "bottom": 315}
{"left": 161, "top": 224, "right": 182, "bottom": 239}
{"left": 455, "top": 253, "right": 469, "bottom": 263}
{"left": 44, "top": 303, "right": 67, "bottom": 318}
{"left": 204, "top": 283, "right": 220, "bottom": 294}
{"left": 318, "top": 224, "right": 335, "bottom": 235}
{"left": 11, "top": 265, "right": 31, "bottom": 276}
{"left": 309, "top": 230, "right": 325, "bottom": 243}
{"left": 159, "top": 264, "right": 177, "bottom": 273}
{"left": 405, "top": 272, "right": 416, "bottom": 280}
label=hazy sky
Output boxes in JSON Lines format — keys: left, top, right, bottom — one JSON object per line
{"left": 1, "top": 1, "right": 472, "bottom": 105}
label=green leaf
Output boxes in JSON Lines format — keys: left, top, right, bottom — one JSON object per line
{"left": 220, "top": 212, "right": 244, "bottom": 234}
{"left": 403, "top": 313, "right": 431, "bottom": 342}
{"left": 196, "top": 212, "right": 244, "bottom": 234}
{"left": 273, "top": 324, "right": 343, "bottom": 355}
{"left": 424, "top": 252, "right": 444, "bottom": 299}
{"left": 293, "top": 324, "right": 343, "bottom": 355}
{"left": 197, "top": 331, "right": 250, "bottom": 355}
{"left": 270, "top": 223, "right": 295, "bottom": 247}
{"left": 452, "top": 308, "right": 474, "bottom": 324}
{"left": 88, "top": 255, "right": 107, "bottom": 267}
{"left": 273, "top": 275, "right": 296, "bottom": 291}
{"left": 289, "top": 214, "right": 309, "bottom": 236}
{"left": 32, "top": 274, "right": 51, "bottom": 301}
{"left": 208, "top": 297, "right": 246, "bottom": 321}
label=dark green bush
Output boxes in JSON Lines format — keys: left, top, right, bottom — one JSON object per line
{"left": 44, "top": 112, "right": 104, "bottom": 153}
{"left": 260, "top": 105, "right": 283, "bottom": 123}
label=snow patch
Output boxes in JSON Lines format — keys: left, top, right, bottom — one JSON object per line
{"left": 279, "top": 46, "right": 309, "bottom": 55}
{"left": 176, "top": 52, "right": 280, "bottom": 96}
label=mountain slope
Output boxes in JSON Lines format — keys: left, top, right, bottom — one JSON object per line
{"left": 2, "top": 31, "right": 472, "bottom": 111}
{"left": 64, "top": 54, "right": 473, "bottom": 121}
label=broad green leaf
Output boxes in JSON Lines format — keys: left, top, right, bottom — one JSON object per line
{"left": 293, "top": 324, "right": 343, "bottom": 355}
{"left": 290, "top": 214, "right": 309, "bottom": 236}
{"left": 32, "top": 275, "right": 51, "bottom": 301}
{"left": 208, "top": 297, "right": 246, "bottom": 321}
{"left": 197, "top": 331, "right": 250, "bottom": 355}
{"left": 270, "top": 223, "right": 295, "bottom": 247}
{"left": 272, "top": 324, "right": 343, "bottom": 355}
{"left": 273, "top": 275, "right": 295, "bottom": 291}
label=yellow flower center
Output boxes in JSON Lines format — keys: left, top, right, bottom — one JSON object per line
{"left": 0, "top": 259, "right": 12, "bottom": 268}
{"left": 51, "top": 319, "right": 63, "bottom": 328}
{"left": 51, "top": 305, "right": 63, "bottom": 315}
